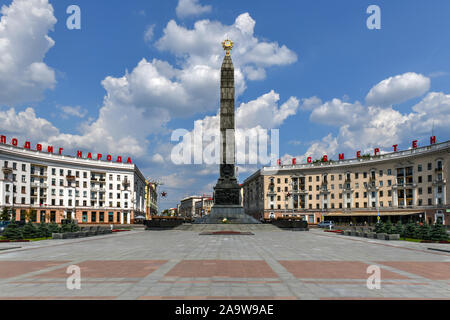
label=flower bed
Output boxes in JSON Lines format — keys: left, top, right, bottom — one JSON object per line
{"left": 324, "top": 230, "right": 343, "bottom": 233}
{"left": 112, "top": 229, "right": 131, "bottom": 233}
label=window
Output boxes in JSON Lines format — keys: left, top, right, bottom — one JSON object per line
{"left": 21, "top": 175, "right": 26, "bottom": 183}
{"left": 418, "top": 176, "right": 422, "bottom": 183}
{"left": 277, "top": 178, "right": 280, "bottom": 184}
{"left": 427, "top": 163, "right": 432, "bottom": 170}
{"left": 379, "top": 181, "right": 383, "bottom": 187}
{"left": 13, "top": 162, "right": 17, "bottom": 170}
{"left": 331, "top": 175, "right": 334, "bottom": 181}
{"left": 363, "top": 172, "right": 367, "bottom": 179}
{"left": 379, "top": 170, "right": 383, "bottom": 177}
{"left": 388, "top": 190, "right": 392, "bottom": 197}
{"left": 418, "top": 188, "right": 422, "bottom": 195}
{"left": 91, "top": 212, "right": 97, "bottom": 222}
{"left": 387, "top": 169, "right": 392, "bottom": 175}
{"left": 418, "top": 164, "right": 422, "bottom": 172}
{"left": 285, "top": 178, "right": 288, "bottom": 183}
{"left": 388, "top": 180, "right": 392, "bottom": 186}
{"left": 428, "top": 187, "right": 432, "bottom": 194}
{"left": 316, "top": 176, "right": 319, "bottom": 182}
{"left": 309, "top": 186, "right": 312, "bottom": 191}
{"left": 21, "top": 186, "right": 26, "bottom": 194}
{"left": 355, "top": 173, "right": 359, "bottom": 179}
{"left": 316, "top": 194, "right": 319, "bottom": 200}
{"left": 379, "top": 191, "right": 383, "bottom": 197}
{"left": 355, "top": 192, "right": 359, "bottom": 198}
{"left": 339, "top": 174, "right": 342, "bottom": 180}
{"left": 21, "top": 164, "right": 26, "bottom": 171}
{"left": 309, "top": 176, "right": 312, "bottom": 182}
{"left": 60, "top": 169, "right": 64, "bottom": 176}
{"left": 428, "top": 175, "right": 432, "bottom": 182}
{"left": 99, "top": 212, "right": 104, "bottom": 222}
{"left": 428, "top": 198, "right": 432, "bottom": 205}
{"left": 418, "top": 199, "right": 422, "bottom": 206}
{"left": 117, "top": 175, "right": 120, "bottom": 181}
{"left": 83, "top": 172, "right": 87, "bottom": 178}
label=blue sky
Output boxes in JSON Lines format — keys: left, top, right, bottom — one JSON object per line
{"left": 1, "top": 0, "right": 450, "bottom": 209}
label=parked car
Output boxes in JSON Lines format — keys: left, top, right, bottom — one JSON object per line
{"left": 0, "top": 221, "right": 11, "bottom": 234}
{"left": 317, "top": 221, "right": 335, "bottom": 228}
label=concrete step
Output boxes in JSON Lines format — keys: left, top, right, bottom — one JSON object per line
{"left": 173, "top": 223, "right": 281, "bottom": 232}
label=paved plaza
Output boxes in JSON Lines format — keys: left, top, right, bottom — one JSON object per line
{"left": 0, "top": 225, "right": 448, "bottom": 300}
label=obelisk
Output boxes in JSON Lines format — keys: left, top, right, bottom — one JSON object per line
{"left": 204, "top": 39, "right": 260, "bottom": 224}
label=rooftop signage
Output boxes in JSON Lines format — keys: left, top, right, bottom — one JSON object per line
{"left": 0, "top": 135, "right": 132, "bottom": 164}
{"left": 280, "top": 136, "right": 438, "bottom": 166}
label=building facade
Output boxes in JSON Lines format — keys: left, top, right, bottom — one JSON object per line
{"left": 0, "top": 143, "right": 146, "bottom": 224}
{"left": 194, "top": 195, "right": 214, "bottom": 217}
{"left": 179, "top": 196, "right": 203, "bottom": 217}
{"left": 243, "top": 140, "right": 449, "bottom": 225}
{"left": 145, "top": 181, "right": 158, "bottom": 219}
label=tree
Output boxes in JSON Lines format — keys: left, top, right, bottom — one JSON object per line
{"left": 3, "top": 222, "right": 23, "bottom": 240}
{"left": 37, "top": 223, "right": 51, "bottom": 238}
{"left": 48, "top": 223, "right": 61, "bottom": 234}
{"left": 417, "top": 223, "right": 431, "bottom": 240}
{"left": 22, "top": 221, "right": 39, "bottom": 239}
{"left": 393, "top": 221, "right": 404, "bottom": 236}
{"left": 430, "top": 222, "right": 449, "bottom": 242}
{"left": 24, "top": 209, "right": 37, "bottom": 222}
{"left": 384, "top": 221, "right": 394, "bottom": 234}
{"left": 0, "top": 207, "right": 11, "bottom": 221}
{"left": 374, "top": 222, "right": 385, "bottom": 233}
{"left": 404, "top": 222, "right": 419, "bottom": 239}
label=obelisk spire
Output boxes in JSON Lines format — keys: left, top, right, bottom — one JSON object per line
{"left": 220, "top": 38, "right": 235, "bottom": 169}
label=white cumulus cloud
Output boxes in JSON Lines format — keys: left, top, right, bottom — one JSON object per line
{"left": 366, "top": 72, "right": 430, "bottom": 107}
{"left": 176, "top": 0, "right": 212, "bottom": 18}
{"left": 0, "top": 0, "right": 57, "bottom": 106}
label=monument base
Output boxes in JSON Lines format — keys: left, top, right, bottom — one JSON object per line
{"left": 194, "top": 205, "right": 261, "bottom": 224}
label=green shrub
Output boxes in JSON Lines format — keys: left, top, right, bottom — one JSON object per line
{"left": 48, "top": 223, "right": 61, "bottom": 234}
{"left": 22, "top": 222, "right": 39, "bottom": 239}
{"left": 417, "top": 223, "right": 431, "bottom": 240}
{"left": 430, "top": 222, "right": 448, "bottom": 242}
{"left": 404, "top": 222, "right": 418, "bottom": 238}
{"left": 384, "top": 221, "right": 394, "bottom": 234}
{"left": 374, "top": 222, "right": 384, "bottom": 233}
{"left": 37, "top": 223, "right": 51, "bottom": 238}
{"left": 70, "top": 223, "right": 80, "bottom": 232}
{"left": 3, "top": 222, "right": 23, "bottom": 240}
{"left": 393, "top": 222, "right": 404, "bottom": 236}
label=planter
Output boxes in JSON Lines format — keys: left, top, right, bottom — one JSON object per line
{"left": 350, "top": 231, "right": 357, "bottom": 236}
{"left": 387, "top": 234, "right": 400, "bottom": 240}
{"left": 367, "top": 232, "right": 377, "bottom": 239}
{"left": 344, "top": 230, "right": 351, "bottom": 236}
{"left": 376, "top": 233, "right": 387, "bottom": 240}
{"left": 363, "top": 232, "right": 370, "bottom": 238}
{"left": 52, "top": 233, "right": 63, "bottom": 239}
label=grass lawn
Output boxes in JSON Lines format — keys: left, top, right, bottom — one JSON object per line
{"left": 0, "top": 236, "right": 52, "bottom": 242}
{"left": 400, "top": 237, "right": 422, "bottom": 242}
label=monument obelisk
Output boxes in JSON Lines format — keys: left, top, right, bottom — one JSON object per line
{"left": 204, "top": 39, "right": 260, "bottom": 224}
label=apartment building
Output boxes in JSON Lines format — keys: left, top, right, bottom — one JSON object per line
{"left": 243, "top": 140, "right": 449, "bottom": 225}
{"left": 0, "top": 143, "right": 146, "bottom": 224}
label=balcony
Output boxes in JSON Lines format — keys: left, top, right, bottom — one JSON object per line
{"left": 2, "top": 166, "right": 12, "bottom": 174}
{"left": 31, "top": 182, "right": 48, "bottom": 188}
{"left": 66, "top": 175, "right": 76, "bottom": 181}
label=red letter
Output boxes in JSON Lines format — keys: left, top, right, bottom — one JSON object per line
{"left": 24, "top": 141, "right": 31, "bottom": 149}
{"left": 97, "top": 154, "right": 102, "bottom": 160}
{"left": 292, "top": 158, "right": 296, "bottom": 165}
{"left": 107, "top": 155, "right": 112, "bottom": 161}
{"left": 116, "top": 156, "right": 122, "bottom": 163}
{"left": 277, "top": 159, "right": 281, "bottom": 166}
{"left": 322, "top": 155, "right": 328, "bottom": 162}
{"left": 126, "top": 157, "right": 132, "bottom": 164}
{"left": 0, "top": 135, "right": 6, "bottom": 144}
{"left": 393, "top": 144, "right": 398, "bottom": 152}
{"left": 87, "top": 152, "right": 92, "bottom": 159}
{"left": 412, "top": 140, "right": 418, "bottom": 149}
{"left": 47, "top": 146, "right": 54, "bottom": 153}
{"left": 430, "top": 136, "right": 436, "bottom": 145}
{"left": 374, "top": 148, "right": 380, "bottom": 156}
{"left": 36, "top": 144, "right": 42, "bottom": 151}
{"left": 77, "top": 150, "right": 83, "bottom": 158}
{"left": 12, "top": 138, "right": 18, "bottom": 146}
{"left": 58, "top": 148, "right": 63, "bottom": 155}
{"left": 339, "top": 153, "right": 345, "bottom": 160}
{"left": 356, "top": 151, "right": 361, "bottom": 159}
{"left": 307, "top": 157, "right": 312, "bottom": 163}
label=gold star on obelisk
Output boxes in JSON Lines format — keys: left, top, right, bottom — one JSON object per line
{"left": 222, "top": 38, "right": 234, "bottom": 56}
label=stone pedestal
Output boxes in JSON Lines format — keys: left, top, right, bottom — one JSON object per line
{"left": 196, "top": 205, "right": 260, "bottom": 224}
